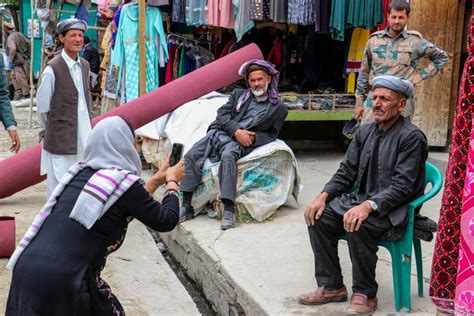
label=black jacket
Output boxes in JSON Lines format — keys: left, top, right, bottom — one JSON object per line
{"left": 323, "top": 117, "right": 428, "bottom": 227}
{"left": 208, "top": 89, "right": 288, "bottom": 147}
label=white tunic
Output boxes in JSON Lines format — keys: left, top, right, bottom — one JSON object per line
{"left": 37, "top": 50, "right": 92, "bottom": 196}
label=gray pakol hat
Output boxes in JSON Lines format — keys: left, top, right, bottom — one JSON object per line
{"left": 57, "top": 18, "right": 87, "bottom": 34}
{"left": 371, "top": 75, "right": 414, "bottom": 98}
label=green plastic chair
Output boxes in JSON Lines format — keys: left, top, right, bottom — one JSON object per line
{"left": 340, "top": 161, "right": 443, "bottom": 312}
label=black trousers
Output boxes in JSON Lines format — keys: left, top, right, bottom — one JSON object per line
{"left": 308, "top": 205, "right": 391, "bottom": 298}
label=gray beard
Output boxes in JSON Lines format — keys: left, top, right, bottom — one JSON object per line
{"left": 251, "top": 83, "right": 269, "bottom": 97}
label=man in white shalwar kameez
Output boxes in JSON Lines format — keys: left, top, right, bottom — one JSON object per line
{"left": 37, "top": 19, "right": 92, "bottom": 197}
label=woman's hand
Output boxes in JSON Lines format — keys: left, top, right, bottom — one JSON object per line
{"left": 145, "top": 155, "right": 173, "bottom": 194}
{"left": 154, "top": 155, "right": 171, "bottom": 185}
{"left": 166, "top": 158, "right": 185, "bottom": 182}
{"left": 164, "top": 159, "right": 185, "bottom": 192}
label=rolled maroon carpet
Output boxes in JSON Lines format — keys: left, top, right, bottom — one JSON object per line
{"left": 0, "top": 44, "right": 263, "bottom": 199}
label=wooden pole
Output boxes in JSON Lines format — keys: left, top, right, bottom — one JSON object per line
{"left": 138, "top": 0, "right": 146, "bottom": 96}
{"left": 38, "top": 22, "right": 46, "bottom": 83}
{"left": 28, "top": 0, "right": 35, "bottom": 129}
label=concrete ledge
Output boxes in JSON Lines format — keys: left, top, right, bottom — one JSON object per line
{"left": 160, "top": 223, "right": 263, "bottom": 315}
{"left": 160, "top": 152, "right": 441, "bottom": 316}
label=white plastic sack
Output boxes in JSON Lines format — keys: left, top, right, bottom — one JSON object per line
{"left": 192, "top": 140, "right": 300, "bottom": 222}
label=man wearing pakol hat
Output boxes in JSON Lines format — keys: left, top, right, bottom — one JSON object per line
{"left": 299, "top": 75, "right": 428, "bottom": 315}
{"left": 3, "top": 21, "right": 31, "bottom": 100}
{"left": 36, "top": 18, "right": 93, "bottom": 197}
{"left": 180, "top": 59, "right": 288, "bottom": 230}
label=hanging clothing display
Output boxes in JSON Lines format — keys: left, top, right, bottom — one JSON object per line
{"left": 165, "top": 43, "right": 178, "bottom": 83}
{"left": 347, "top": 0, "right": 365, "bottom": 28}
{"left": 103, "top": 48, "right": 119, "bottom": 99}
{"left": 330, "top": 0, "right": 383, "bottom": 41}
{"left": 346, "top": 28, "right": 370, "bottom": 72}
{"left": 347, "top": 0, "right": 383, "bottom": 29}
{"left": 315, "top": 0, "right": 330, "bottom": 33}
{"left": 111, "top": 3, "right": 168, "bottom": 103}
{"left": 172, "top": 0, "right": 186, "bottom": 23}
{"left": 329, "top": 0, "right": 347, "bottom": 41}
{"left": 269, "top": 0, "right": 287, "bottom": 23}
{"left": 371, "top": 0, "right": 390, "bottom": 32}
{"left": 288, "top": 0, "right": 316, "bottom": 25}
{"left": 233, "top": 0, "right": 254, "bottom": 41}
{"left": 147, "top": 0, "right": 170, "bottom": 6}
{"left": 249, "top": 0, "right": 270, "bottom": 21}
{"left": 430, "top": 14, "right": 474, "bottom": 314}
{"left": 187, "top": 45, "right": 215, "bottom": 68}
{"left": 185, "top": 0, "right": 208, "bottom": 26}
{"left": 267, "top": 36, "right": 283, "bottom": 67}
{"left": 165, "top": 36, "right": 202, "bottom": 83}
{"left": 345, "top": 28, "right": 370, "bottom": 93}
{"left": 207, "top": 0, "right": 235, "bottom": 29}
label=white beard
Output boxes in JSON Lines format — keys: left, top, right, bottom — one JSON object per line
{"left": 251, "top": 82, "right": 269, "bottom": 97}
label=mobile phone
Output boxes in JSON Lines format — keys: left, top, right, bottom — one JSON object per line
{"left": 169, "top": 143, "right": 184, "bottom": 167}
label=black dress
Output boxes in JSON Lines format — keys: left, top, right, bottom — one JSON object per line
{"left": 6, "top": 168, "right": 179, "bottom": 316}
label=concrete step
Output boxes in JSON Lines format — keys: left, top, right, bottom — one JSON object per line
{"left": 160, "top": 152, "right": 441, "bottom": 315}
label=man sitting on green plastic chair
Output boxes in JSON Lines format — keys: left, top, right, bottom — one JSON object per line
{"left": 298, "top": 75, "right": 428, "bottom": 315}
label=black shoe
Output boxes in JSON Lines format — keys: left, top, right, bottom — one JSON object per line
{"left": 179, "top": 206, "right": 195, "bottom": 223}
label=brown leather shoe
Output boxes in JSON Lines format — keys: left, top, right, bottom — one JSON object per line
{"left": 346, "top": 293, "right": 378, "bottom": 315}
{"left": 298, "top": 286, "right": 348, "bottom": 305}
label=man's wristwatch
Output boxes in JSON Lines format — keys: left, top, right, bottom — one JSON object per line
{"left": 366, "top": 200, "right": 378, "bottom": 211}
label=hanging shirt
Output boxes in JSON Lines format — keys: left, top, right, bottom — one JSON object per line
{"left": 111, "top": 3, "right": 168, "bottom": 102}
{"left": 329, "top": 0, "right": 347, "bottom": 41}
{"left": 270, "top": 0, "right": 287, "bottom": 23}
{"left": 288, "top": 0, "right": 316, "bottom": 25}
{"left": 185, "top": 0, "right": 208, "bottom": 26}
{"left": 347, "top": 0, "right": 383, "bottom": 30}
{"left": 315, "top": 0, "right": 330, "bottom": 33}
{"left": 249, "top": 0, "right": 270, "bottom": 21}
{"left": 165, "top": 43, "right": 177, "bottom": 83}
{"left": 346, "top": 28, "right": 370, "bottom": 73}
{"left": 37, "top": 50, "right": 92, "bottom": 196}
{"left": 172, "top": 0, "right": 186, "bottom": 23}
{"left": 207, "top": 0, "right": 235, "bottom": 29}
{"left": 233, "top": 0, "right": 254, "bottom": 41}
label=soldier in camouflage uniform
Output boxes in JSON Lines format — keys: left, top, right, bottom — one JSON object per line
{"left": 355, "top": 0, "right": 448, "bottom": 122}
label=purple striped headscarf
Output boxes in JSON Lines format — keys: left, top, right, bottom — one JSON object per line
{"left": 235, "top": 59, "right": 280, "bottom": 112}
{"left": 6, "top": 117, "right": 141, "bottom": 270}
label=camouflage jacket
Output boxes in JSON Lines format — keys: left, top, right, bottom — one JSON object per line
{"left": 355, "top": 28, "right": 449, "bottom": 106}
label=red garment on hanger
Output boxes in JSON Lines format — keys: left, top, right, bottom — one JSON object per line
{"left": 267, "top": 37, "right": 283, "bottom": 67}
{"left": 165, "top": 44, "right": 177, "bottom": 84}
{"left": 219, "top": 37, "right": 235, "bottom": 58}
